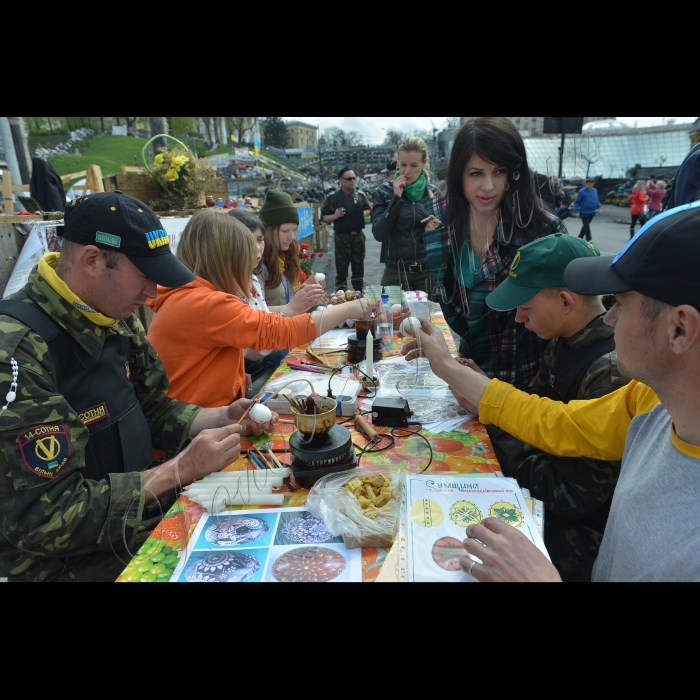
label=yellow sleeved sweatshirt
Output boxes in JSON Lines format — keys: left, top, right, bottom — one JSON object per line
{"left": 479, "top": 379, "right": 661, "bottom": 462}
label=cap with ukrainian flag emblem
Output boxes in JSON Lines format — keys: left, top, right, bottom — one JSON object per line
{"left": 565, "top": 200, "right": 700, "bottom": 310}
{"left": 62, "top": 191, "right": 195, "bottom": 288}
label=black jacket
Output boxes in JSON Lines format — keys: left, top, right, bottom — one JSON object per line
{"left": 371, "top": 181, "right": 440, "bottom": 268}
{"left": 30, "top": 158, "right": 67, "bottom": 212}
{"left": 667, "top": 143, "right": 700, "bottom": 210}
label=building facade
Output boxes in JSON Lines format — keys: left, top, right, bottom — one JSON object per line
{"left": 286, "top": 121, "right": 318, "bottom": 151}
{"left": 691, "top": 118, "right": 700, "bottom": 146}
{"left": 460, "top": 117, "right": 616, "bottom": 135}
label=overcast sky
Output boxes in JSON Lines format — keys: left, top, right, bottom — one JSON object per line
{"left": 286, "top": 117, "right": 697, "bottom": 143}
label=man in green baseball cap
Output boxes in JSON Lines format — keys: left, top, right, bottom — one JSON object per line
{"left": 465, "top": 233, "right": 632, "bottom": 581}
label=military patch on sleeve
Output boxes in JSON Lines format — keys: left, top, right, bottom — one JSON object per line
{"left": 78, "top": 403, "right": 109, "bottom": 427}
{"left": 17, "top": 425, "right": 71, "bottom": 480}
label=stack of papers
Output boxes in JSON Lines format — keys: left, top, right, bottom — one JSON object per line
{"left": 398, "top": 475, "right": 550, "bottom": 583}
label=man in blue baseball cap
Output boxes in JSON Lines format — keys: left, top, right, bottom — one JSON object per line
{"left": 402, "top": 201, "right": 700, "bottom": 582}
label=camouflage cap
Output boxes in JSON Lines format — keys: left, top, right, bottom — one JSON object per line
{"left": 487, "top": 233, "right": 600, "bottom": 312}
{"left": 63, "top": 191, "right": 195, "bottom": 288}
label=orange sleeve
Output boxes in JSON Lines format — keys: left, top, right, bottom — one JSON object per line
{"left": 203, "top": 294, "right": 317, "bottom": 352}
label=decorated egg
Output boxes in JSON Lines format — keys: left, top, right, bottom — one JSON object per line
{"left": 249, "top": 404, "right": 272, "bottom": 424}
{"left": 315, "top": 273, "right": 326, "bottom": 283}
{"left": 345, "top": 290, "right": 356, "bottom": 301}
{"left": 400, "top": 317, "right": 422, "bottom": 337}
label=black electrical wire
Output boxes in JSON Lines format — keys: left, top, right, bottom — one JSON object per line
{"left": 390, "top": 423, "right": 434, "bottom": 474}
{"left": 355, "top": 434, "right": 396, "bottom": 468}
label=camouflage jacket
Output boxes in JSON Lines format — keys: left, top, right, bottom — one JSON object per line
{"left": 487, "top": 313, "right": 631, "bottom": 581}
{"left": 321, "top": 190, "right": 371, "bottom": 233}
{"left": 0, "top": 269, "right": 201, "bottom": 582}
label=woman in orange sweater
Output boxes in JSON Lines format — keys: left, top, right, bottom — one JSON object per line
{"left": 147, "top": 210, "right": 371, "bottom": 408}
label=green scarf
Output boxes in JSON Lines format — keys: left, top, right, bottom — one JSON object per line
{"left": 395, "top": 171, "right": 427, "bottom": 202}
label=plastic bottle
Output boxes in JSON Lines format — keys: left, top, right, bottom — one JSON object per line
{"left": 378, "top": 293, "right": 394, "bottom": 350}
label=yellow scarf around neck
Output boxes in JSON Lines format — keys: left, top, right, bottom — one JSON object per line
{"left": 39, "top": 253, "right": 119, "bottom": 328}
{"left": 278, "top": 255, "right": 286, "bottom": 274}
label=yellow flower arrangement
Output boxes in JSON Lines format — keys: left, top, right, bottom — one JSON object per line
{"left": 148, "top": 146, "right": 216, "bottom": 212}
{"left": 171, "top": 155, "right": 189, "bottom": 170}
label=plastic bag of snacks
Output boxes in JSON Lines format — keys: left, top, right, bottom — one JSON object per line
{"left": 307, "top": 466, "right": 401, "bottom": 549}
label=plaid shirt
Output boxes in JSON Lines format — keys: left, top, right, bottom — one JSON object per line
{"left": 426, "top": 193, "right": 558, "bottom": 389}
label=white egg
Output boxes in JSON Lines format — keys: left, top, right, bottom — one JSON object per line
{"left": 400, "top": 317, "right": 422, "bottom": 337}
{"left": 391, "top": 304, "right": 403, "bottom": 314}
{"left": 249, "top": 404, "right": 273, "bottom": 424}
{"left": 315, "top": 273, "right": 326, "bottom": 283}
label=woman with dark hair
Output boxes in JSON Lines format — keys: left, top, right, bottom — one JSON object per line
{"left": 424, "top": 117, "right": 561, "bottom": 389}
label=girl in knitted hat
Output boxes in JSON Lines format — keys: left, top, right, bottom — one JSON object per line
{"left": 258, "top": 189, "right": 326, "bottom": 311}
{"left": 147, "top": 209, "right": 370, "bottom": 408}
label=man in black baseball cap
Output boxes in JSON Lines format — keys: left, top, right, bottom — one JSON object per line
{"left": 382, "top": 160, "right": 398, "bottom": 183}
{"left": 401, "top": 201, "right": 700, "bottom": 582}
{"left": 0, "top": 191, "right": 278, "bottom": 583}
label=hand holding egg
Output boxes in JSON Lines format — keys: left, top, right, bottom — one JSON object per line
{"left": 249, "top": 404, "right": 273, "bottom": 425}
{"left": 400, "top": 317, "right": 422, "bottom": 337}
{"left": 230, "top": 399, "right": 278, "bottom": 437}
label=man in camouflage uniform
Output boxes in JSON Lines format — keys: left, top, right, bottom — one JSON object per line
{"left": 467, "top": 234, "right": 631, "bottom": 582}
{"left": 321, "top": 167, "right": 372, "bottom": 292}
{"left": 0, "top": 192, "right": 277, "bottom": 582}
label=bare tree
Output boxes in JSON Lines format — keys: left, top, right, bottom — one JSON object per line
{"left": 577, "top": 136, "right": 603, "bottom": 178}
{"left": 383, "top": 129, "right": 406, "bottom": 146}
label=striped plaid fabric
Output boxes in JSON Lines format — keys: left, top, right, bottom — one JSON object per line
{"left": 426, "top": 193, "right": 556, "bottom": 390}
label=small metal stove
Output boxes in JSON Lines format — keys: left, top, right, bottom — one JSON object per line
{"left": 290, "top": 424, "right": 357, "bottom": 489}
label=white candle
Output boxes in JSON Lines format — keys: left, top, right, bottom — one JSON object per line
{"left": 366, "top": 331, "right": 374, "bottom": 381}
{"left": 194, "top": 471, "right": 289, "bottom": 481}
{"left": 192, "top": 494, "right": 285, "bottom": 508}
{"left": 185, "top": 484, "right": 277, "bottom": 496}
{"left": 185, "top": 480, "right": 283, "bottom": 492}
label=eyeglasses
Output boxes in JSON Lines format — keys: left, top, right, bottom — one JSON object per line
{"left": 342, "top": 177, "right": 357, "bottom": 181}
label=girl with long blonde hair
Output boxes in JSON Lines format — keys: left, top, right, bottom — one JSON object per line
{"left": 147, "top": 209, "right": 369, "bottom": 407}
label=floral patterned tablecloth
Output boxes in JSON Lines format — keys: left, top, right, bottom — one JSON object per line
{"left": 117, "top": 313, "right": 501, "bottom": 583}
